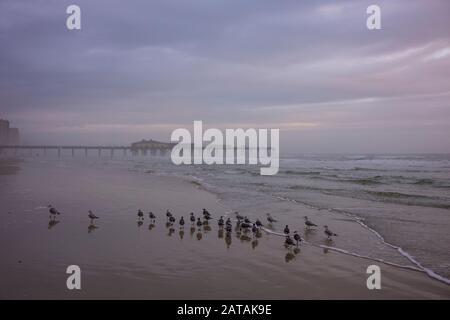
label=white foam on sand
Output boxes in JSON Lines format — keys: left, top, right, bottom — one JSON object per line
{"left": 331, "top": 207, "right": 450, "bottom": 285}
{"left": 261, "top": 213, "right": 450, "bottom": 286}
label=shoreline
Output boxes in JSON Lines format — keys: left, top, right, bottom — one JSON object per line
{"left": 149, "top": 165, "right": 450, "bottom": 293}
{"left": 0, "top": 159, "right": 449, "bottom": 299}
{"left": 208, "top": 189, "right": 450, "bottom": 287}
{"left": 182, "top": 172, "right": 450, "bottom": 288}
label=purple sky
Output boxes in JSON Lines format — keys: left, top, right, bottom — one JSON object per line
{"left": 1, "top": 0, "right": 449, "bottom": 153}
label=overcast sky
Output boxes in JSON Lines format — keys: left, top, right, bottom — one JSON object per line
{"left": 1, "top": 0, "right": 449, "bottom": 153}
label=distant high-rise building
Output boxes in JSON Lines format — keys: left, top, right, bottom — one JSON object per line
{"left": 0, "top": 119, "right": 10, "bottom": 145}
{"left": 0, "top": 119, "right": 21, "bottom": 145}
{"left": 8, "top": 128, "right": 20, "bottom": 145}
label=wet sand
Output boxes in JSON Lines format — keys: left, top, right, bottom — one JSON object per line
{"left": 0, "top": 159, "right": 449, "bottom": 299}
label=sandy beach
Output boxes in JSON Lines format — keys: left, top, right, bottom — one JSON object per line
{"left": 0, "top": 158, "right": 449, "bottom": 299}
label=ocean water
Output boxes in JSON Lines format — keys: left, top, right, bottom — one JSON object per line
{"left": 3, "top": 151, "right": 450, "bottom": 285}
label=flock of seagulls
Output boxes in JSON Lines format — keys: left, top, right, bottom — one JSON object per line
{"left": 47, "top": 205, "right": 339, "bottom": 243}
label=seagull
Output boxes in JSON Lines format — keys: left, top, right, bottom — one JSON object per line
{"left": 225, "top": 224, "right": 232, "bottom": 233}
{"left": 218, "top": 216, "right": 224, "bottom": 227}
{"left": 202, "top": 209, "right": 211, "bottom": 217}
{"left": 255, "top": 219, "right": 263, "bottom": 227}
{"left": 196, "top": 217, "right": 203, "bottom": 227}
{"left": 235, "top": 212, "right": 244, "bottom": 221}
{"left": 190, "top": 212, "right": 195, "bottom": 223}
{"left": 304, "top": 216, "right": 317, "bottom": 229}
{"left": 179, "top": 217, "right": 185, "bottom": 227}
{"left": 226, "top": 218, "right": 232, "bottom": 226}
{"left": 266, "top": 213, "right": 277, "bottom": 223}
{"left": 324, "top": 225, "right": 338, "bottom": 240}
{"left": 284, "top": 225, "right": 290, "bottom": 235}
{"left": 244, "top": 217, "right": 251, "bottom": 224}
{"left": 285, "top": 236, "right": 295, "bottom": 246}
{"left": 240, "top": 222, "right": 251, "bottom": 230}
{"left": 166, "top": 210, "right": 172, "bottom": 220}
{"left": 293, "top": 231, "right": 301, "bottom": 246}
{"left": 137, "top": 209, "right": 144, "bottom": 219}
{"left": 149, "top": 212, "right": 156, "bottom": 220}
{"left": 252, "top": 223, "right": 258, "bottom": 235}
{"left": 88, "top": 210, "right": 99, "bottom": 220}
{"left": 169, "top": 215, "right": 176, "bottom": 223}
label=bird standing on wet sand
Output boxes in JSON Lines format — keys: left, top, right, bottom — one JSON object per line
{"left": 284, "top": 225, "right": 290, "bottom": 235}
{"left": 324, "top": 225, "right": 338, "bottom": 240}
{"left": 137, "top": 210, "right": 144, "bottom": 220}
{"left": 88, "top": 210, "right": 99, "bottom": 221}
{"left": 226, "top": 218, "right": 232, "bottom": 227}
{"left": 166, "top": 210, "right": 172, "bottom": 220}
{"left": 196, "top": 217, "right": 203, "bottom": 227}
{"left": 179, "top": 217, "right": 185, "bottom": 228}
{"left": 293, "top": 231, "right": 301, "bottom": 246}
{"left": 169, "top": 215, "right": 176, "bottom": 224}
{"left": 285, "top": 236, "right": 295, "bottom": 246}
{"left": 255, "top": 219, "right": 263, "bottom": 227}
{"left": 149, "top": 212, "right": 156, "bottom": 220}
{"left": 252, "top": 223, "right": 258, "bottom": 235}
{"left": 190, "top": 212, "right": 195, "bottom": 224}
{"left": 235, "top": 212, "right": 244, "bottom": 221}
{"left": 48, "top": 205, "right": 60, "bottom": 219}
{"left": 244, "top": 217, "right": 251, "bottom": 224}
{"left": 304, "top": 216, "right": 317, "bottom": 229}
{"left": 218, "top": 216, "right": 224, "bottom": 227}
{"left": 266, "top": 213, "right": 277, "bottom": 223}
{"left": 202, "top": 209, "right": 211, "bottom": 217}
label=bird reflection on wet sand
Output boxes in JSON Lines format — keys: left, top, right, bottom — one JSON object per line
{"left": 225, "top": 233, "right": 232, "bottom": 249}
{"left": 88, "top": 223, "right": 99, "bottom": 233}
{"left": 285, "top": 252, "right": 296, "bottom": 263}
{"left": 303, "top": 228, "right": 315, "bottom": 240}
{"left": 284, "top": 244, "right": 301, "bottom": 262}
{"left": 240, "top": 234, "right": 252, "bottom": 242}
{"left": 40, "top": 206, "right": 322, "bottom": 270}
{"left": 48, "top": 219, "right": 60, "bottom": 229}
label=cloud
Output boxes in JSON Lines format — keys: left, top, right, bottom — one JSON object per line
{"left": 0, "top": 0, "right": 450, "bottom": 152}
{"left": 424, "top": 47, "right": 450, "bottom": 61}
